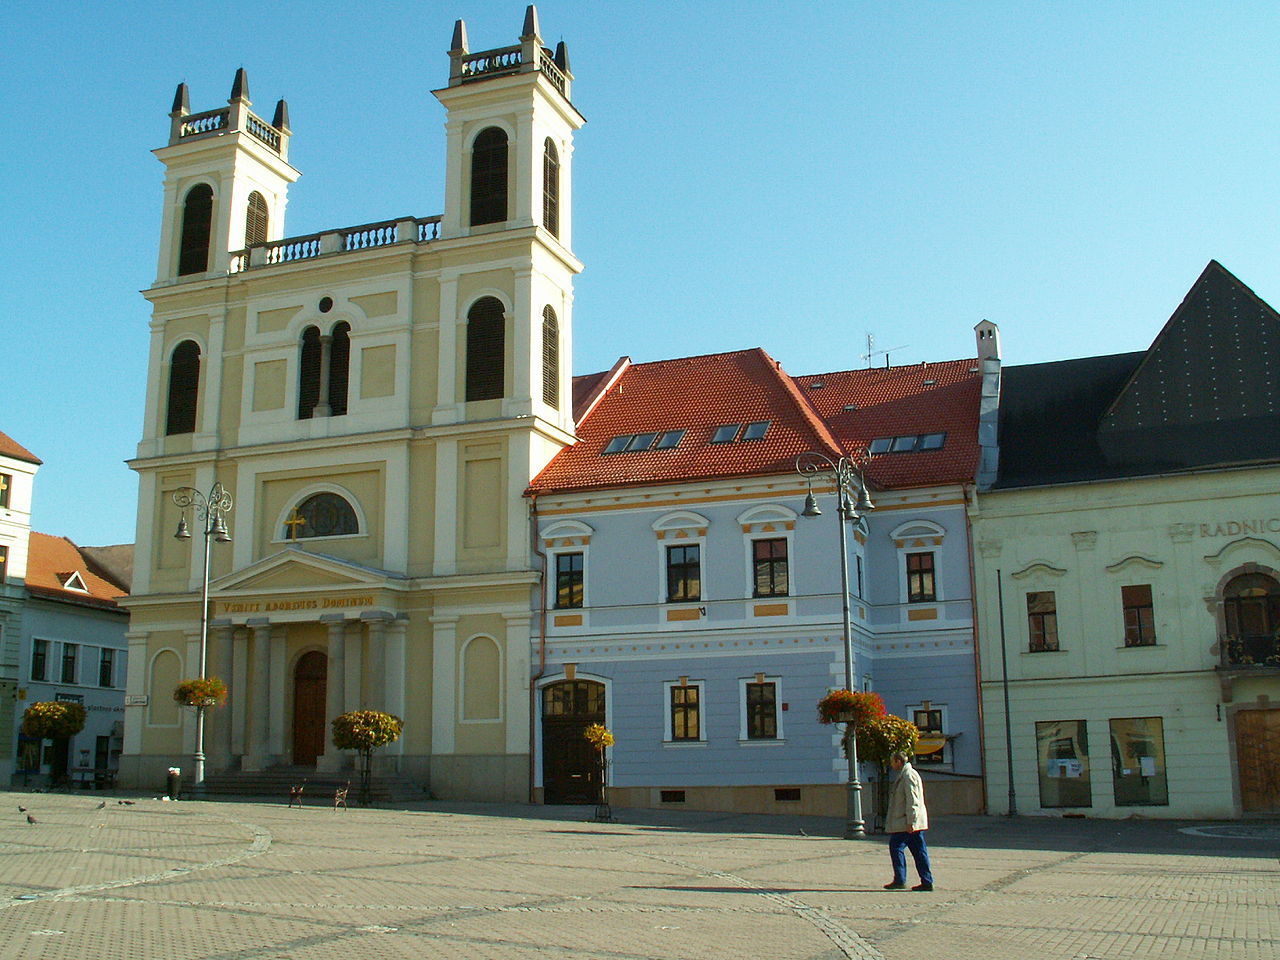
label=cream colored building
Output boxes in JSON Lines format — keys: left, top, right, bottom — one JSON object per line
{"left": 121, "top": 8, "right": 583, "bottom": 797}
{"left": 972, "top": 262, "right": 1280, "bottom": 819}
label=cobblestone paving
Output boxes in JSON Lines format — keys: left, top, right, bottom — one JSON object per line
{"left": 1, "top": 791, "right": 1276, "bottom": 960}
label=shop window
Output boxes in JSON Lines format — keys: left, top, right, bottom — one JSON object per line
{"left": 1035, "top": 719, "right": 1091, "bottom": 807}
{"left": 1109, "top": 717, "right": 1168, "bottom": 806}
{"left": 1027, "top": 591, "right": 1059, "bottom": 651}
{"left": 1121, "top": 584, "right": 1156, "bottom": 646}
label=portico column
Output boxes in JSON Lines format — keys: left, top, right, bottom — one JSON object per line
{"left": 244, "top": 618, "right": 271, "bottom": 771}
{"left": 212, "top": 619, "right": 234, "bottom": 767}
{"left": 317, "top": 614, "right": 347, "bottom": 771}
{"left": 230, "top": 626, "right": 249, "bottom": 759}
{"left": 384, "top": 616, "right": 408, "bottom": 761}
{"left": 431, "top": 615, "right": 459, "bottom": 756}
{"left": 268, "top": 625, "right": 287, "bottom": 760}
{"left": 343, "top": 620, "right": 363, "bottom": 711}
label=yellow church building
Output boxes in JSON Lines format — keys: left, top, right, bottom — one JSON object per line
{"left": 120, "top": 8, "right": 582, "bottom": 798}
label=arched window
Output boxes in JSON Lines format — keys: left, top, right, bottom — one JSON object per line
{"left": 328, "top": 321, "right": 350, "bottom": 416}
{"left": 465, "top": 297, "right": 505, "bottom": 401}
{"left": 245, "top": 191, "right": 269, "bottom": 246}
{"left": 1223, "top": 572, "right": 1280, "bottom": 666}
{"left": 283, "top": 492, "right": 359, "bottom": 540}
{"left": 542, "top": 305, "right": 559, "bottom": 408}
{"left": 297, "top": 326, "right": 322, "bottom": 419}
{"left": 165, "top": 340, "right": 201, "bottom": 435}
{"left": 542, "top": 138, "right": 560, "bottom": 237}
{"left": 470, "top": 127, "right": 508, "bottom": 226}
{"left": 177, "top": 184, "right": 214, "bottom": 276}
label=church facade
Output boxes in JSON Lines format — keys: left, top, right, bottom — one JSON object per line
{"left": 121, "top": 9, "right": 582, "bottom": 797}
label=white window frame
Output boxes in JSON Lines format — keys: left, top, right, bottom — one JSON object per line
{"left": 737, "top": 504, "right": 798, "bottom": 600}
{"left": 663, "top": 678, "right": 707, "bottom": 744}
{"left": 653, "top": 511, "right": 710, "bottom": 607}
{"left": 271, "top": 482, "right": 369, "bottom": 545}
{"left": 889, "top": 519, "right": 947, "bottom": 607}
{"left": 738, "top": 675, "right": 784, "bottom": 743}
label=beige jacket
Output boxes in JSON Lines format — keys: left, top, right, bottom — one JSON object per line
{"left": 885, "top": 761, "right": 929, "bottom": 833}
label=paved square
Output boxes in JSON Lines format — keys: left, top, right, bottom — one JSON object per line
{"left": 2, "top": 791, "right": 1275, "bottom": 959}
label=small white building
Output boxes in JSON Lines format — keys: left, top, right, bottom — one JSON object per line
{"left": 0, "top": 430, "right": 42, "bottom": 785}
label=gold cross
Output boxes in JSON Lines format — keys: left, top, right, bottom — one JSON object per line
{"left": 283, "top": 510, "right": 306, "bottom": 541}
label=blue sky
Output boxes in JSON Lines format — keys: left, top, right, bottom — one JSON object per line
{"left": 4, "top": 1, "right": 1280, "bottom": 547}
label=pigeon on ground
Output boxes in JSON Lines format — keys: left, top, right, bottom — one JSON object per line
{"left": 96, "top": 800, "right": 107, "bottom": 809}
{"left": 18, "top": 805, "right": 27, "bottom": 813}
{"left": 117, "top": 800, "right": 136, "bottom": 806}
{"left": 26, "top": 814, "right": 37, "bottom": 824}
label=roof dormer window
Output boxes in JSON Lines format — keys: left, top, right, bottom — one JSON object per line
{"left": 57, "top": 571, "right": 89, "bottom": 593}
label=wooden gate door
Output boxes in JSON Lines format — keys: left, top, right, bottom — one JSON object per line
{"left": 542, "top": 680, "right": 605, "bottom": 804}
{"left": 292, "top": 651, "right": 328, "bottom": 766}
{"left": 1236, "top": 708, "right": 1280, "bottom": 812}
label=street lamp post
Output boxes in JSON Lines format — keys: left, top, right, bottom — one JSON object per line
{"left": 172, "top": 481, "right": 233, "bottom": 792}
{"left": 795, "top": 452, "right": 875, "bottom": 839}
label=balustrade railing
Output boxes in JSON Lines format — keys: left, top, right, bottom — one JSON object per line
{"left": 179, "top": 109, "right": 229, "bottom": 139}
{"left": 245, "top": 112, "right": 281, "bottom": 151}
{"left": 1221, "top": 633, "right": 1280, "bottom": 668}
{"left": 538, "top": 49, "right": 568, "bottom": 94}
{"left": 228, "top": 216, "right": 442, "bottom": 274}
{"left": 460, "top": 44, "right": 523, "bottom": 81}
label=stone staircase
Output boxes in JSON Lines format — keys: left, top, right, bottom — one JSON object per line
{"left": 197, "top": 765, "right": 427, "bottom": 805}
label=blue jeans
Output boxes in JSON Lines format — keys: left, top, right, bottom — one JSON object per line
{"left": 889, "top": 830, "right": 933, "bottom": 885}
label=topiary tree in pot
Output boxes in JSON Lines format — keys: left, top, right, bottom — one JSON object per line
{"left": 331, "top": 710, "right": 404, "bottom": 806}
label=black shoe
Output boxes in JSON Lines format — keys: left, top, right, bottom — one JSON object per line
{"left": 883, "top": 881, "right": 906, "bottom": 890}
{"left": 912, "top": 882, "right": 933, "bottom": 892}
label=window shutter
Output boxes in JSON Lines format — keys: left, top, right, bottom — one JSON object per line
{"left": 542, "top": 306, "right": 559, "bottom": 408}
{"left": 470, "top": 128, "right": 509, "bottom": 226}
{"left": 177, "top": 184, "right": 213, "bottom": 276}
{"left": 244, "top": 191, "right": 269, "bottom": 246}
{"left": 297, "top": 326, "right": 321, "bottom": 419}
{"left": 328, "top": 322, "right": 351, "bottom": 416}
{"left": 465, "top": 297, "right": 505, "bottom": 401}
{"left": 542, "top": 138, "right": 559, "bottom": 237}
{"left": 165, "top": 340, "right": 201, "bottom": 435}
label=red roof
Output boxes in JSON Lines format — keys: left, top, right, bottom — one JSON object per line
{"left": 0, "top": 429, "right": 41, "bottom": 465}
{"left": 25, "top": 532, "right": 128, "bottom": 610}
{"left": 795, "top": 360, "right": 982, "bottom": 488}
{"left": 531, "top": 349, "right": 981, "bottom": 494}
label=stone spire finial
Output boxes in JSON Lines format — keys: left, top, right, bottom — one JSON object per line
{"left": 171, "top": 82, "right": 190, "bottom": 116}
{"left": 522, "top": 4, "right": 541, "bottom": 40}
{"left": 450, "top": 18, "right": 469, "bottom": 53}
{"left": 272, "top": 98, "right": 290, "bottom": 133}
{"left": 554, "top": 41, "right": 570, "bottom": 72}
{"left": 229, "top": 67, "right": 250, "bottom": 103}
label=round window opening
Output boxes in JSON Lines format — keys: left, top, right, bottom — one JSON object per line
{"left": 284, "top": 492, "right": 358, "bottom": 539}
{"left": 319, "top": 296, "right": 334, "bottom": 313}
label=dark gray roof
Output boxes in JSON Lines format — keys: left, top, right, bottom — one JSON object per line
{"left": 995, "top": 260, "right": 1280, "bottom": 488}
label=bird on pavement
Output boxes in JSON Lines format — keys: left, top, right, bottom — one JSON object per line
{"left": 96, "top": 800, "right": 107, "bottom": 809}
{"left": 18, "top": 805, "right": 27, "bottom": 813}
{"left": 26, "top": 814, "right": 37, "bottom": 825}
{"left": 117, "top": 800, "right": 135, "bottom": 806}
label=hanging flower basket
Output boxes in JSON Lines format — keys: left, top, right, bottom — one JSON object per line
{"left": 173, "top": 676, "right": 228, "bottom": 708}
{"left": 817, "top": 689, "right": 885, "bottom": 726}
{"left": 21, "top": 700, "right": 87, "bottom": 740}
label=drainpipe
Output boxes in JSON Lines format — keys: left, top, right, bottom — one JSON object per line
{"left": 963, "top": 482, "right": 989, "bottom": 815}
{"left": 528, "top": 491, "right": 548, "bottom": 804}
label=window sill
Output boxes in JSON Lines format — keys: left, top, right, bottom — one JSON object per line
{"left": 1023, "top": 648, "right": 1067, "bottom": 655}
{"left": 1118, "top": 642, "right": 1162, "bottom": 650}
{"left": 662, "top": 739, "right": 707, "bottom": 747}
{"left": 737, "top": 738, "right": 786, "bottom": 746}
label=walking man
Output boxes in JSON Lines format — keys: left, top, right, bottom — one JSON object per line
{"left": 883, "top": 750, "right": 934, "bottom": 891}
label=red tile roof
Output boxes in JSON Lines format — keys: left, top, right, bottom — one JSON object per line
{"left": 530, "top": 349, "right": 981, "bottom": 494}
{"left": 25, "top": 532, "right": 128, "bottom": 610}
{"left": 795, "top": 360, "right": 982, "bottom": 488}
{"left": 0, "top": 429, "right": 41, "bottom": 465}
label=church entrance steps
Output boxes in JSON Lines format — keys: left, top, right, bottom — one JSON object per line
{"left": 198, "top": 765, "right": 425, "bottom": 805}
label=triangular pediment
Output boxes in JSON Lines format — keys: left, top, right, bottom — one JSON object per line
{"left": 211, "top": 547, "right": 399, "bottom": 595}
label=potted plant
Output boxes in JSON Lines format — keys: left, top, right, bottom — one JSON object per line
{"left": 21, "top": 700, "right": 87, "bottom": 787}
{"left": 331, "top": 710, "right": 404, "bottom": 806}
{"left": 583, "top": 722, "right": 614, "bottom": 820}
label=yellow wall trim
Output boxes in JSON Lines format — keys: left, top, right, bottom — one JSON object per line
{"left": 553, "top": 613, "right": 583, "bottom": 627}
{"left": 753, "top": 603, "right": 789, "bottom": 617}
{"left": 666, "top": 608, "right": 700, "bottom": 621}
{"left": 907, "top": 607, "right": 939, "bottom": 621}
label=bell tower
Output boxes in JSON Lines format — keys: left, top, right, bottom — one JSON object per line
{"left": 152, "top": 70, "right": 300, "bottom": 282}
{"left": 432, "top": 5, "right": 585, "bottom": 432}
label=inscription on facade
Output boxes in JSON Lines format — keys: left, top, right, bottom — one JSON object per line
{"left": 1199, "top": 519, "right": 1280, "bottom": 538}
{"left": 220, "top": 594, "right": 376, "bottom": 615}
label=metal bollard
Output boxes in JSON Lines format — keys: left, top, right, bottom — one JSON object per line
{"left": 167, "top": 767, "right": 181, "bottom": 800}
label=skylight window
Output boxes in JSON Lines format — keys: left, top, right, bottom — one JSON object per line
{"left": 654, "top": 429, "right": 686, "bottom": 450}
{"left": 603, "top": 435, "right": 631, "bottom": 454}
{"left": 604, "top": 430, "right": 687, "bottom": 454}
{"left": 869, "top": 433, "right": 947, "bottom": 454}
{"left": 627, "top": 432, "right": 659, "bottom": 452}
{"left": 711, "top": 424, "right": 740, "bottom": 444}
{"left": 741, "top": 421, "right": 770, "bottom": 441}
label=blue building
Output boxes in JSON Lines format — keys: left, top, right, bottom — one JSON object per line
{"left": 527, "top": 334, "right": 997, "bottom": 816}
